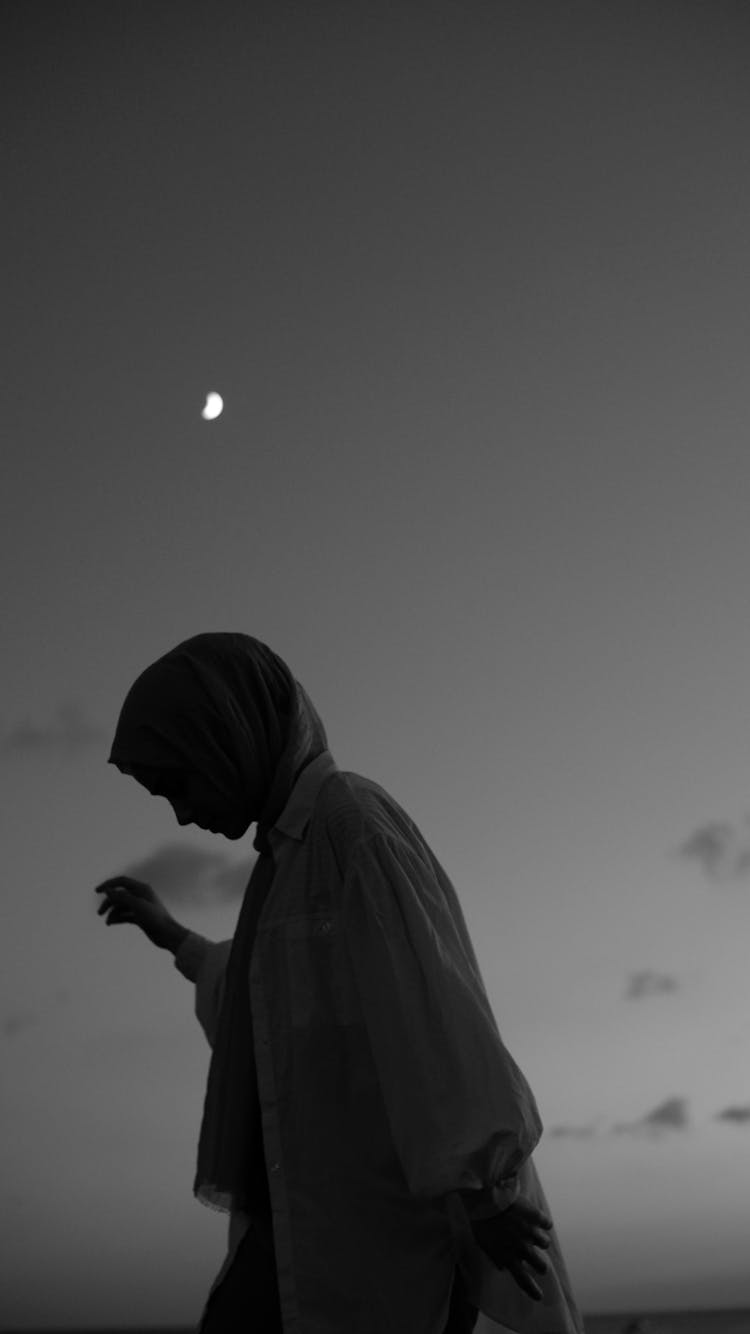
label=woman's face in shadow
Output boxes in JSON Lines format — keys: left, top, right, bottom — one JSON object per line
{"left": 130, "top": 764, "right": 251, "bottom": 840}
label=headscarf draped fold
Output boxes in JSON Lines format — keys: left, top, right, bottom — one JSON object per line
{"left": 108, "top": 631, "right": 328, "bottom": 855}
{"left": 107, "top": 632, "right": 329, "bottom": 1215}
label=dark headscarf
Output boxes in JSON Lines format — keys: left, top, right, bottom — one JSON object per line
{"left": 108, "top": 631, "right": 328, "bottom": 855}
{"left": 108, "top": 632, "right": 330, "bottom": 1216}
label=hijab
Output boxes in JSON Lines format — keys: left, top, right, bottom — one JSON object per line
{"left": 108, "top": 631, "right": 329, "bottom": 1214}
{"left": 108, "top": 630, "right": 328, "bottom": 855}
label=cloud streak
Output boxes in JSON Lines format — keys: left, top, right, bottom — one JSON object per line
{"left": 536, "top": 1099, "right": 750, "bottom": 1140}
{"left": 547, "top": 1124, "right": 598, "bottom": 1139}
{"left": 1, "top": 701, "right": 107, "bottom": 756}
{"left": 613, "top": 1096, "right": 690, "bottom": 1136}
{"left": 2, "top": 988, "right": 70, "bottom": 1042}
{"left": 715, "top": 1105, "right": 750, "bottom": 1125}
{"left": 625, "top": 970, "right": 680, "bottom": 1000}
{"left": 2, "top": 1008, "right": 40, "bottom": 1039}
{"left": 550, "top": 1098, "right": 698, "bottom": 1139}
{"left": 677, "top": 818, "right": 750, "bottom": 882}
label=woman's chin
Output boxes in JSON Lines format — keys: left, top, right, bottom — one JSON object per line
{"left": 223, "top": 817, "right": 252, "bottom": 840}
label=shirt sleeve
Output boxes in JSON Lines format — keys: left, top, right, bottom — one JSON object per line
{"left": 174, "top": 931, "right": 233, "bottom": 1049}
{"left": 338, "top": 832, "right": 543, "bottom": 1209}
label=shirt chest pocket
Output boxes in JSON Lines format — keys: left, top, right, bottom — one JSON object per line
{"left": 280, "top": 913, "right": 362, "bottom": 1029}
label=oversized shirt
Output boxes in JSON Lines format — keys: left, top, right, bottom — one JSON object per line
{"left": 174, "top": 750, "right": 584, "bottom": 1334}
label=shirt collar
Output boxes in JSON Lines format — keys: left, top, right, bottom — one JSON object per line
{"left": 269, "top": 749, "right": 339, "bottom": 845}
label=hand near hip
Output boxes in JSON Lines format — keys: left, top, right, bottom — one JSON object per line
{"left": 470, "top": 1195, "right": 553, "bottom": 1301}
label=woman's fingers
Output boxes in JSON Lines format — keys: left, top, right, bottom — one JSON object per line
{"left": 95, "top": 884, "right": 138, "bottom": 925}
{"left": 100, "top": 897, "right": 129, "bottom": 924}
{"left": 508, "top": 1261, "right": 544, "bottom": 1301}
{"left": 95, "top": 878, "right": 155, "bottom": 919}
{"left": 96, "top": 885, "right": 125, "bottom": 909}
{"left": 96, "top": 882, "right": 124, "bottom": 912}
{"left": 96, "top": 876, "right": 144, "bottom": 896}
{"left": 531, "top": 1227, "right": 552, "bottom": 1248}
{"left": 522, "top": 1245, "right": 549, "bottom": 1276}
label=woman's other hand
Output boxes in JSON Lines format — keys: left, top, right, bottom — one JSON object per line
{"left": 94, "top": 876, "right": 188, "bottom": 953}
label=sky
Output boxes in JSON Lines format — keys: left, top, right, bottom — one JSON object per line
{"left": 3, "top": 0, "right": 750, "bottom": 1327}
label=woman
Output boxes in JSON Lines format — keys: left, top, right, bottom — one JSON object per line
{"left": 96, "top": 632, "right": 583, "bottom": 1334}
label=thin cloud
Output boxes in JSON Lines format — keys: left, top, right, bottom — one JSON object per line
{"left": 625, "top": 970, "right": 680, "bottom": 1000}
{"left": 1, "top": 701, "right": 107, "bottom": 756}
{"left": 613, "top": 1096, "right": 689, "bottom": 1136}
{"left": 3, "top": 989, "right": 70, "bottom": 1042}
{"left": 109, "top": 842, "right": 255, "bottom": 906}
{"left": 2, "top": 1009, "right": 40, "bottom": 1039}
{"left": 546, "top": 1124, "right": 598, "bottom": 1139}
{"left": 736, "top": 848, "right": 750, "bottom": 876}
{"left": 715, "top": 1105, "right": 750, "bottom": 1125}
{"left": 677, "top": 818, "right": 750, "bottom": 882}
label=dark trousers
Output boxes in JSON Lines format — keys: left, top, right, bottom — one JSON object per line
{"left": 444, "top": 1267, "right": 480, "bottom": 1333}
{"left": 199, "top": 1220, "right": 281, "bottom": 1332}
{"left": 199, "top": 1222, "right": 479, "bottom": 1333}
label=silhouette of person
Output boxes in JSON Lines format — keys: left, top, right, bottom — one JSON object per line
{"left": 96, "top": 632, "right": 583, "bottom": 1333}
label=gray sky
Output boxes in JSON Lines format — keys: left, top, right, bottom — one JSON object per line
{"left": 4, "top": 1, "right": 750, "bottom": 1325}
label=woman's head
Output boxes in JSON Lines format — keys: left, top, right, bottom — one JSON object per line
{"left": 108, "top": 633, "right": 328, "bottom": 850}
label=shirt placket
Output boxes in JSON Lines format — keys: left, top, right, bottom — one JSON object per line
{"left": 250, "top": 926, "right": 299, "bottom": 1332}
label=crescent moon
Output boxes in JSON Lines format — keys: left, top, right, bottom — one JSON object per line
{"left": 202, "top": 392, "right": 224, "bottom": 420}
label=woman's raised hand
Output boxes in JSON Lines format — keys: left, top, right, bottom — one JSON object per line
{"left": 95, "top": 876, "right": 187, "bottom": 953}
